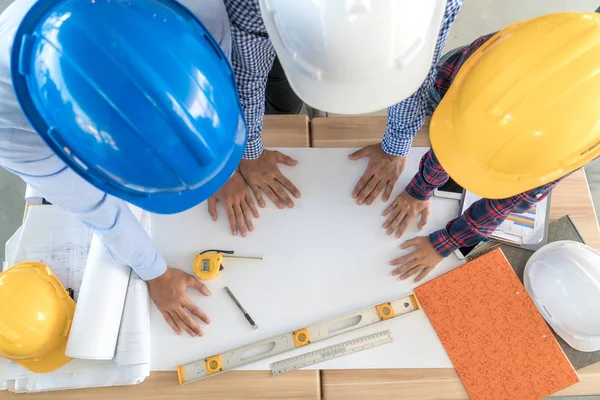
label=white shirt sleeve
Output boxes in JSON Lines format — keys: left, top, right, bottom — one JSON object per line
{"left": 0, "top": 127, "right": 167, "bottom": 281}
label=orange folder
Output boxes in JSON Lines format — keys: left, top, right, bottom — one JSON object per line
{"left": 414, "top": 248, "right": 579, "bottom": 400}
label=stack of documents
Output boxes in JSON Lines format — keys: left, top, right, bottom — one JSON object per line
{"left": 0, "top": 205, "right": 151, "bottom": 393}
{"left": 461, "top": 191, "right": 550, "bottom": 250}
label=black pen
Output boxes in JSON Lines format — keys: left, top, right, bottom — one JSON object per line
{"left": 224, "top": 286, "right": 258, "bottom": 330}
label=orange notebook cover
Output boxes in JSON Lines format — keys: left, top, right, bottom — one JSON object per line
{"left": 414, "top": 248, "right": 579, "bottom": 400}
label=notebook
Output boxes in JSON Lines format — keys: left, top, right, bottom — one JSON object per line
{"left": 414, "top": 248, "right": 579, "bottom": 400}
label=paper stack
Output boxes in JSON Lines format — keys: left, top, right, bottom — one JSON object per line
{"left": 0, "top": 205, "right": 151, "bottom": 393}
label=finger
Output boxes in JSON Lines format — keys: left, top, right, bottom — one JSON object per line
{"left": 173, "top": 309, "right": 202, "bottom": 337}
{"left": 240, "top": 199, "right": 254, "bottom": 232}
{"left": 399, "top": 264, "right": 427, "bottom": 281}
{"left": 270, "top": 182, "right": 294, "bottom": 208}
{"left": 400, "top": 237, "right": 422, "bottom": 250}
{"left": 277, "top": 174, "right": 301, "bottom": 199}
{"left": 250, "top": 184, "right": 266, "bottom": 208}
{"left": 276, "top": 151, "right": 298, "bottom": 166}
{"left": 263, "top": 184, "right": 285, "bottom": 209}
{"left": 383, "top": 208, "right": 403, "bottom": 230}
{"left": 246, "top": 193, "right": 260, "bottom": 219}
{"left": 391, "top": 260, "right": 420, "bottom": 276}
{"left": 386, "top": 211, "right": 407, "bottom": 235}
{"left": 365, "top": 180, "right": 385, "bottom": 205}
{"left": 208, "top": 197, "right": 218, "bottom": 221}
{"left": 382, "top": 200, "right": 398, "bottom": 217}
{"left": 161, "top": 311, "right": 181, "bottom": 335}
{"left": 419, "top": 208, "right": 430, "bottom": 230}
{"left": 348, "top": 146, "right": 370, "bottom": 160}
{"left": 390, "top": 252, "right": 418, "bottom": 266}
{"left": 357, "top": 175, "right": 378, "bottom": 205}
{"left": 233, "top": 203, "right": 247, "bottom": 237}
{"left": 352, "top": 173, "right": 373, "bottom": 200}
{"left": 184, "top": 299, "right": 211, "bottom": 325}
{"left": 187, "top": 275, "right": 212, "bottom": 297}
{"left": 395, "top": 213, "right": 416, "bottom": 238}
{"left": 414, "top": 267, "right": 434, "bottom": 283}
{"left": 225, "top": 204, "right": 237, "bottom": 235}
{"left": 382, "top": 180, "right": 395, "bottom": 202}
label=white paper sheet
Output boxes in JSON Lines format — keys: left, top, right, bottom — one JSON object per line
{"left": 11, "top": 206, "right": 93, "bottom": 299}
{"left": 149, "top": 147, "right": 463, "bottom": 371}
{"left": 66, "top": 235, "right": 132, "bottom": 360}
{"left": 25, "top": 184, "right": 44, "bottom": 204}
{"left": 115, "top": 272, "right": 151, "bottom": 366}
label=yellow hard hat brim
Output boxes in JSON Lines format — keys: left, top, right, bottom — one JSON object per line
{"left": 9, "top": 337, "right": 72, "bottom": 373}
{"left": 430, "top": 95, "right": 534, "bottom": 200}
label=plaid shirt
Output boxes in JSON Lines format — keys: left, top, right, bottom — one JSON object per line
{"left": 405, "top": 34, "right": 563, "bottom": 257}
{"left": 224, "top": 0, "right": 463, "bottom": 159}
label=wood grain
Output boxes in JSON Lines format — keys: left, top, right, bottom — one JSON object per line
{"left": 312, "top": 116, "right": 600, "bottom": 399}
{"left": 8, "top": 115, "right": 318, "bottom": 400}
{"left": 0, "top": 371, "right": 320, "bottom": 400}
{"left": 310, "top": 116, "right": 430, "bottom": 148}
{"left": 321, "top": 363, "right": 600, "bottom": 400}
{"left": 262, "top": 115, "right": 310, "bottom": 148}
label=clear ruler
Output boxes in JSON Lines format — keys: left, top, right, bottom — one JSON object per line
{"left": 270, "top": 330, "right": 393, "bottom": 376}
{"left": 177, "top": 294, "right": 419, "bottom": 384}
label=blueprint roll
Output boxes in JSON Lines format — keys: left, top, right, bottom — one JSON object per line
{"left": 66, "top": 234, "right": 131, "bottom": 359}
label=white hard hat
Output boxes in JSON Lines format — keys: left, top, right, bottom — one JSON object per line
{"left": 259, "top": 0, "right": 447, "bottom": 114}
{"left": 524, "top": 241, "right": 600, "bottom": 352}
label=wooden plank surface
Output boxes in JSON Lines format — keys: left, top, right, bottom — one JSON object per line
{"left": 4, "top": 115, "right": 319, "bottom": 400}
{"left": 0, "top": 371, "right": 320, "bottom": 400}
{"left": 311, "top": 116, "right": 600, "bottom": 399}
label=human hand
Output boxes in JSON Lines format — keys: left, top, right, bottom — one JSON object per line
{"left": 349, "top": 144, "right": 407, "bottom": 205}
{"left": 382, "top": 190, "right": 430, "bottom": 238}
{"left": 390, "top": 236, "right": 444, "bottom": 283}
{"left": 147, "top": 267, "right": 211, "bottom": 336}
{"left": 239, "top": 150, "right": 300, "bottom": 209}
{"left": 208, "top": 171, "right": 259, "bottom": 237}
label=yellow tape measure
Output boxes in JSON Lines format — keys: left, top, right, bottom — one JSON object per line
{"left": 193, "top": 249, "right": 262, "bottom": 280}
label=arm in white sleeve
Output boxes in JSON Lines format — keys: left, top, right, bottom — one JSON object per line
{"left": 0, "top": 127, "right": 167, "bottom": 281}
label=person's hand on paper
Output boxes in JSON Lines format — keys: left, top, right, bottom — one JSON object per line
{"left": 390, "top": 236, "right": 444, "bottom": 283}
{"left": 382, "top": 190, "right": 430, "bottom": 238}
{"left": 349, "top": 144, "right": 406, "bottom": 205}
{"left": 239, "top": 149, "right": 301, "bottom": 210}
{"left": 147, "top": 267, "right": 211, "bottom": 336}
{"left": 208, "top": 171, "right": 259, "bottom": 237}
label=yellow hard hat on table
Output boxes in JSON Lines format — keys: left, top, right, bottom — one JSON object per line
{"left": 431, "top": 12, "right": 600, "bottom": 199}
{"left": 0, "top": 262, "right": 75, "bottom": 373}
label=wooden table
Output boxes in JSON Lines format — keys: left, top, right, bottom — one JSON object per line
{"left": 312, "top": 116, "right": 600, "bottom": 400}
{"left": 4, "top": 115, "right": 320, "bottom": 400}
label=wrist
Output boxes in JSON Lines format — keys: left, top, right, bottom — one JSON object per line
{"left": 428, "top": 229, "right": 458, "bottom": 257}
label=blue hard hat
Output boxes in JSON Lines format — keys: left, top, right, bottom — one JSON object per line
{"left": 11, "top": 0, "right": 246, "bottom": 214}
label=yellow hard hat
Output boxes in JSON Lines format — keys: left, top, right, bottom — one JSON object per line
{"left": 0, "top": 262, "right": 75, "bottom": 373}
{"left": 430, "top": 12, "right": 600, "bottom": 199}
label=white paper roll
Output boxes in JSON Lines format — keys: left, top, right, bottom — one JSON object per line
{"left": 66, "top": 234, "right": 131, "bottom": 360}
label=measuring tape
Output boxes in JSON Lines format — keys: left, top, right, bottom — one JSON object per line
{"left": 270, "top": 330, "right": 393, "bottom": 376}
{"left": 176, "top": 294, "right": 419, "bottom": 384}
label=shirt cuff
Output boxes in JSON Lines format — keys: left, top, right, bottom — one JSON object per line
{"left": 243, "top": 137, "right": 264, "bottom": 159}
{"left": 405, "top": 175, "right": 435, "bottom": 201}
{"left": 381, "top": 131, "right": 414, "bottom": 157}
{"left": 429, "top": 229, "right": 459, "bottom": 257}
{"left": 138, "top": 253, "right": 168, "bottom": 281}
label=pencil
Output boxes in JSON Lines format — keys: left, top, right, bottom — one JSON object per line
{"left": 224, "top": 286, "right": 258, "bottom": 330}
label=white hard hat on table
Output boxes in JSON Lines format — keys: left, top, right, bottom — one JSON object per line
{"left": 524, "top": 241, "right": 600, "bottom": 352}
{"left": 259, "top": 0, "right": 447, "bottom": 114}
